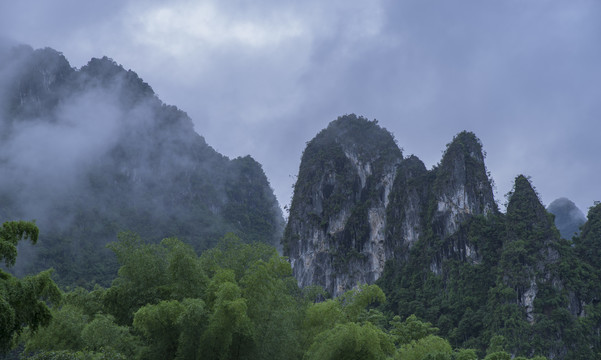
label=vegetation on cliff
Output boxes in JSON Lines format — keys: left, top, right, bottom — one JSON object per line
{"left": 379, "top": 176, "right": 601, "bottom": 359}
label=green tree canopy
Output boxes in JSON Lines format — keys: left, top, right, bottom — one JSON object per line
{"left": 0, "top": 221, "right": 60, "bottom": 354}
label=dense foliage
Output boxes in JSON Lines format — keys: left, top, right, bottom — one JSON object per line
{"left": 0, "top": 221, "right": 61, "bottom": 354}
{"left": 379, "top": 177, "right": 601, "bottom": 359}
{"left": 3, "top": 231, "right": 549, "bottom": 360}
{"left": 284, "top": 114, "right": 402, "bottom": 257}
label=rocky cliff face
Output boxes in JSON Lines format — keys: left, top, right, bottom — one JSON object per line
{"left": 385, "top": 155, "right": 430, "bottom": 260}
{"left": 284, "top": 115, "right": 402, "bottom": 296}
{"left": 284, "top": 117, "right": 495, "bottom": 296}
{"left": 431, "top": 132, "right": 496, "bottom": 239}
{"left": 502, "top": 175, "right": 562, "bottom": 323}
{"left": 285, "top": 115, "right": 601, "bottom": 358}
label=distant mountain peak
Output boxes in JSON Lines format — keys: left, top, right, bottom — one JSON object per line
{"left": 317, "top": 114, "right": 402, "bottom": 161}
{"left": 506, "top": 175, "right": 551, "bottom": 231}
{"left": 547, "top": 197, "right": 586, "bottom": 239}
{"left": 79, "top": 56, "right": 155, "bottom": 100}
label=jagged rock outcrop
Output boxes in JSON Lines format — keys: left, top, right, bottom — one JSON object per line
{"left": 574, "top": 202, "right": 601, "bottom": 268}
{"left": 501, "top": 175, "right": 562, "bottom": 323}
{"left": 0, "top": 45, "right": 284, "bottom": 286}
{"left": 284, "top": 117, "right": 496, "bottom": 296}
{"left": 377, "top": 169, "right": 600, "bottom": 358}
{"left": 385, "top": 155, "right": 430, "bottom": 260}
{"left": 284, "top": 115, "right": 402, "bottom": 296}
{"left": 282, "top": 118, "right": 600, "bottom": 358}
{"left": 547, "top": 197, "right": 586, "bottom": 240}
{"left": 423, "top": 132, "right": 497, "bottom": 274}
{"left": 431, "top": 132, "right": 496, "bottom": 239}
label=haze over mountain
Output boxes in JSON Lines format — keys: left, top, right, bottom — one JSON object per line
{"left": 547, "top": 197, "right": 586, "bottom": 240}
{"left": 0, "top": 45, "right": 284, "bottom": 286}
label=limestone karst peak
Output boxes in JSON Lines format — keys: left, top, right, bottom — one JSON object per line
{"left": 431, "top": 131, "right": 496, "bottom": 239}
{"left": 285, "top": 122, "right": 498, "bottom": 296}
{"left": 506, "top": 175, "right": 553, "bottom": 236}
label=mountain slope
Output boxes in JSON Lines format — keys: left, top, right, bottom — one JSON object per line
{"left": 286, "top": 117, "right": 601, "bottom": 358}
{"left": 0, "top": 45, "right": 284, "bottom": 286}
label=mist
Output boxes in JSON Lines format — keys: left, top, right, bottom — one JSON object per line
{"left": 0, "top": 44, "right": 283, "bottom": 286}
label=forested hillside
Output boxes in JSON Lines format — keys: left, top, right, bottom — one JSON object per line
{"left": 285, "top": 115, "right": 600, "bottom": 359}
{"left": 0, "top": 45, "right": 284, "bottom": 287}
{"left": 1, "top": 223, "right": 549, "bottom": 360}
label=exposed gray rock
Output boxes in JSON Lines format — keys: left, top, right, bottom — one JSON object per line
{"left": 521, "top": 278, "right": 538, "bottom": 324}
{"left": 431, "top": 132, "right": 496, "bottom": 239}
{"left": 285, "top": 119, "right": 496, "bottom": 296}
{"left": 284, "top": 115, "right": 402, "bottom": 296}
{"left": 385, "top": 155, "right": 429, "bottom": 260}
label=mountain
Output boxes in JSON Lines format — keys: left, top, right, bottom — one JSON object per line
{"left": 283, "top": 115, "right": 402, "bottom": 296}
{"left": 0, "top": 45, "right": 284, "bottom": 286}
{"left": 547, "top": 197, "right": 586, "bottom": 239}
{"left": 285, "top": 115, "right": 601, "bottom": 358}
{"left": 283, "top": 115, "right": 496, "bottom": 296}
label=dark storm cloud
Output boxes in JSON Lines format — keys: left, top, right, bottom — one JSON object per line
{"left": 1, "top": 0, "right": 600, "bottom": 214}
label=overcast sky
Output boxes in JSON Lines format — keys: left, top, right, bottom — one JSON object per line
{"left": 1, "top": 0, "right": 600, "bottom": 215}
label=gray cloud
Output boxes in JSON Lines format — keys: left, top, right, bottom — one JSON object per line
{"left": 1, "top": 0, "right": 600, "bottom": 215}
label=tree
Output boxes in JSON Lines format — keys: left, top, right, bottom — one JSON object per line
{"left": 0, "top": 220, "right": 39, "bottom": 267}
{"left": 0, "top": 221, "right": 61, "bottom": 353}
{"left": 338, "top": 284, "right": 386, "bottom": 322}
{"left": 304, "top": 322, "right": 394, "bottom": 360}
{"left": 200, "top": 281, "right": 253, "bottom": 360}
{"left": 81, "top": 314, "right": 139, "bottom": 358}
{"left": 175, "top": 298, "right": 207, "bottom": 360}
{"left": 162, "top": 237, "right": 208, "bottom": 300}
{"left": 23, "top": 305, "right": 87, "bottom": 353}
{"left": 302, "top": 299, "right": 345, "bottom": 349}
{"left": 133, "top": 300, "right": 185, "bottom": 360}
{"left": 239, "top": 256, "right": 303, "bottom": 359}
{"left": 396, "top": 335, "right": 452, "bottom": 360}
{"left": 483, "top": 352, "right": 511, "bottom": 360}
{"left": 455, "top": 349, "right": 478, "bottom": 360}
{"left": 103, "top": 232, "right": 171, "bottom": 325}
{"left": 389, "top": 314, "right": 439, "bottom": 346}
